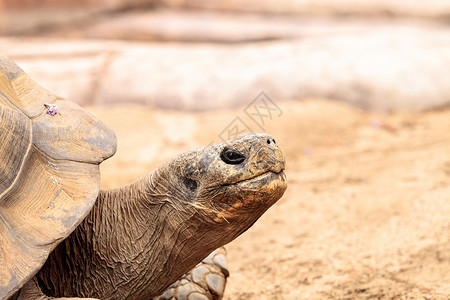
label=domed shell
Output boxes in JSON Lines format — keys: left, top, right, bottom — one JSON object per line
{"left": 0, "top": 55, "right": 117, "bottom": 299}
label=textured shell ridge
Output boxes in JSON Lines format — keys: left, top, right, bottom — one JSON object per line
{"left": 0, "top": 54, "right": 117, "bottom": 299}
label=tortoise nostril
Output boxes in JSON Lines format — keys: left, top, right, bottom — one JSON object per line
{"left": 267, "top": 139, "right": 271, "bottom": 144}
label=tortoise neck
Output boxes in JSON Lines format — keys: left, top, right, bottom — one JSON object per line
{"left": 90, "top": 172, "right": 190, "bottom": 298}
{"left": 38, "top": 170, "right": 216, "bottom": 299}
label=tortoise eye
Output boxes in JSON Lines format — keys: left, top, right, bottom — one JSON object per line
{"left": 221, "top": 148, "right": 245, "bottom": 165}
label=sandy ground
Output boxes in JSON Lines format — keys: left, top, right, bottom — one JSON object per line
{"left": 90, "top": 99, "right": 450, "bottom": 299}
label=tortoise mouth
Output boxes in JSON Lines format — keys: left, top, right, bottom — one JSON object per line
{"left": 242, "top": 170, "right": 286, "bottom": 185}
{"left": 222, "top": 169, "right": 286, "bottom": 187}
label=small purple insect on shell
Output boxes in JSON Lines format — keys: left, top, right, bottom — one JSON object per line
{"left": 44, "top": 103, "right": 58, "bottom": 116}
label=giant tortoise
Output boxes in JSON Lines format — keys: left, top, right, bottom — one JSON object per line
{"left": 0, "top": 54, "right": 287, "bottom": 299}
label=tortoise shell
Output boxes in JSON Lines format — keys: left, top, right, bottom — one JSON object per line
{"left": 0, "top": 55, "right": 117, "bottom": 299}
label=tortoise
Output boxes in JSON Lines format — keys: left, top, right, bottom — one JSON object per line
{"left": 0, "top": 54, "right": 287, "bottom": 300}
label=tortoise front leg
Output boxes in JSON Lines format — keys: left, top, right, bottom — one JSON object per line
{"left": 153, "top": 247, "right": 229, "bottom": 300}
{"left": 15, "top": 277, "right": 99, "bottom": 300}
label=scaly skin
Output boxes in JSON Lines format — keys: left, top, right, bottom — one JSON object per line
{"left": 21, "top": 133, "right": 287, "bottom": 300}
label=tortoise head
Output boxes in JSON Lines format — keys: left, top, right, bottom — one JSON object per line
{"left": 151, "top": 133, "right": 287, "bottom": 241}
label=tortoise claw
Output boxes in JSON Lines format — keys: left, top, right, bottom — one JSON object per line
{"left": 154, "top": 247, "right": 229, "bottom": 300}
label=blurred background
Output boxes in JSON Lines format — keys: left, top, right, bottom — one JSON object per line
{"left": 1, "top": 1, "right": 449, "bottom": 299}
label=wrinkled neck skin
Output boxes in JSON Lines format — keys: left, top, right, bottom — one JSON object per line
{"left": 37, "top": 168, "right": 225, "bottom": 300}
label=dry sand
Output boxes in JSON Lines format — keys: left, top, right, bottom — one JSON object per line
{"left": 90, "top": 99, "right": 450, "bottom": 299}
